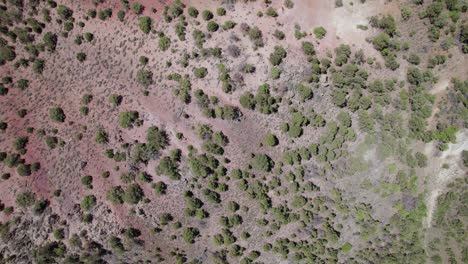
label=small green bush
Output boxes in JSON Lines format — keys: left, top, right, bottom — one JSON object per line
{"left": 123, "top": 184, "right": 144, "bottom": 204}
{"left": 207, "top": 21, "right": 219, "bottom": 32}
{"left": 313, "top": 26, "right": 327, "bottom": 39}
{"left": 76, "top": 52, "right": 87, "bottom": 62}
{"left": 182, "top": 227, "right": 200, "bottom": 243}
{"left": 137, "top": 69, "right": 153, "bottom": 86}
{"left": 269, "top": 46, "right": 287, "bottom": 65}
{"left": 81, "top": 175, "right": 93, "bottom": 188}
{"left": 109, "top": 94, "right": 123, "bottom": 106}
{"left": 16, "top": 191, "right": 36, "bottom": 208}
{"left": 252, "top": 154, "right": 274, "bottom": 172}
{"left": 188, "top": 7, "right": 199, "bottom": 18}
{"left": 16, "top": 164, "right": 31, "bottom": 176}
{"left": 266, "top": 7, "right": 278, "bottom": 17}
{"left": 119, "top": 111, "right": 139, "bottom": 128}
{"left": 202, "top": 10, "right": 213, "bottom": 20}
{"left": 158, "top": 35, "right": 171, "bottom": 51}
{"left": 95, "top": 130, "right": 108, "bottom": 144}
{"left": 139, "top": 16, "right": 152, "bottom": 34}
{"left": 49, "top": 107, "right": 66, "bottom": 122}
{"left": 216, "top": 7, "right": 226, "bottom": 16}
{"left": 131, "top": 2, "right": 144, "bottom": 14}
{"left": 80, "top": 195, "right": 96, "bottom": 211}
{"left": 193, "top": 67, "right": 208, "bottom": 78}
{"left": 264, "top": 134, "right": 279, "bottom": 147}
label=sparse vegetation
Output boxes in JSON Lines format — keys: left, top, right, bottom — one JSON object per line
{"left": 0, "top": 1, "right": 465, "bottom": 263}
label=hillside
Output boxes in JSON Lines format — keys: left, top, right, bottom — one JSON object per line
{"left": 0, "top": 0, "right": 467, "bottom": 263}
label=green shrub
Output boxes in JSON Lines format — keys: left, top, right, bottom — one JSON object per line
{"left": 17, "top": 109, "right": 28, "bottom": 118}
{"left": 107, "top": 186, "right": 125, "bottom": 204}
{"left": 119, "top": 111, "right": 139, "bottom": 128}
{"left": 131, "top": 2, "right": 144, "bottom": 14}
{"left": 57, "top": 5, "right": 73, "bottom": 20}
{"left": 16, "top": 164, "right": 31, "bottom": 176}
{"left": 109, "top": 94, "right": 123, "bottom": 106}
{"left": 207, "top": 21, "right": 219, "bottom": 32}
{"left": 296, "top": 84, "right": 313, "bottom": 101}
{"left": 16, "top": 191, "right": 36, "bottom": 207}
{"left": 120, "top": 172, "right": 135, "bottom": 184}
{"left": 264, "top": 134, "right": 279, "bottom": 147}
{"left": 137, "top": 69, "right": 153, "bottom": 86}
{"left": 45, "top": 137, "right": 58, "bottom": 149}
{"left": 252, "top": 154, "right": 274, "bottom": 172}
{"left": 334, "top": 44, "right": 351, "bottom": 66}
{"left": 274, "top": 29, "right": 285, "bottom": 40}
{"left": 182, "top": 227, "right": 200, "bottom": 243}
{"left": 13, "top": 136, "right": 28, "bottom": 153}
{"left": 98, "top": 8, "right": 113, "bottom": 20}
{"left": 401, "top": 7, "right": 412, "bottom": 21}
{"left": 194, "top": 67, "right": 208, "bottom": 78}
{"left": 79, "top": 106, "right": 89, "bottom": 115}
{"left": 81, "top": 195, "right": 96, "bottom": 211}
{"left": 53, "top": 228, "right": 65, "bottom": 240}
{"left": 80, "top": 94, "right": 93, "bottom": 105}
{"left": 0, "top": 85, "right": 8, "bottom": 96}
{"left": 147, "top": 126, "right": 169, "bottom": 152}
{"left": 415, "top": 152, "right": 427, "bottom": 168}
{"left": 313, "top": 27, "right": 327, "bottom": 39}
{"left": 76, "top": 52, "right": 87, "bottom": 62}
{"left": 95, "top": 130, "right": 108, "bottom": 144}
{"left": 117, "top": 10, "right": 125, "bottom": 21}
{"left": 240, "top": 92, "right": 256, "bottom": 109}
{"left": 269, "top": 46, "right": 287, "bottom": 65}
{"left": 202, "top": 10, "right": 213, "bottom": 20}
{"left": 188, "top": 7, "right": 199, "bottom": 17}
{"left": 156, "top": 156, "right": 180, "bottom": 180}
{"left": 342, "top": 242, "right": 353, "bottom": 253}
{"left": 243, "top": 64, "right": 256, "bottom": 73}
{"left": 271, "top": 67, "right": 282, "bottom": 80}
{"left": 32, "top": 199, "right": 48, "bottom": 215}
{"left": 202, "top": 142, "right": 224, "bottom": 155}
{"left": 43, "top": 32, "right": 58, "bottom": 52}
{"left": 158, "top": 35, "right": 171, "bottom": 51}
{"left": 288, "top": 124, "right": 303, "bottom": 138}
{"left": 370, "top": 14, "right": 397, "bottom": 36}
{"left": 203, "top": 188, "right": 221, "bottom": 203}
{"left": 63, "top": 21, "right": 73, "bottom": 32}
{"left": 123, "top": 184, "right": 144, "bottom": 204}
{"left": 33, "top": 59, "right": 45, "bottom": 74}
{"left": 153, "top": 181, "right": 167, "bottom": 195}
{"left": 0, "top": 43, "right": 16, "bottom": 64}
{"left": 88, "top": 9, "right": 97, "bottom": 18}
{"left": 222, "top": 20, "right": 236, "bottom": 30}
{"left": 17, "top": 79, "right": 29, "bottom": 90}
{"left": 216, "top": 7, "right": 226, "bottom": 16}
{"left": 109, "top": 236, "right": 125, "bottom": 254}
{"left": 139, "top": 16, "right": 152, "bottom": 34}
{"left": 83, "top": 32, "right": 94, "bottom": 42}
{"left": 49, "top": 107, "right": 66, "bottom": 122}
{"left": 460, "top": 24, "right": 468, "bottom": 53}
{"left": 266, "top": 7, "right": 278, "bottom": 17}
{"left": 81, "top": 175, "right": 93, "bottom": 188}
{"left": 406, "top": 67, "right": 422, "bottom": 85}
{"left": 407, "top": 53, "right": 420, "bottom": 65}
{"left": 248, "top": 26, "right": 264, "bottom": 47}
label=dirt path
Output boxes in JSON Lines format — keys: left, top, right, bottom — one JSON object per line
{"left": 424, "top": 130, "right": 468, "bottom": 227}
